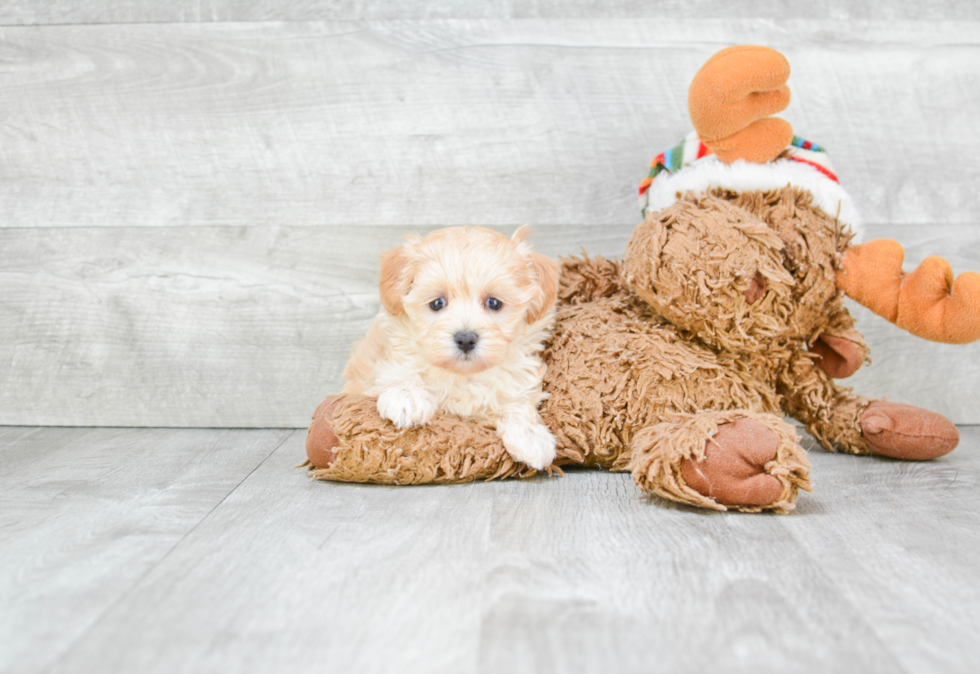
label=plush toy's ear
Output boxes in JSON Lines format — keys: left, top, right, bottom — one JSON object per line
{"left": 526, "top": 252, "right": 560, "bottom": 324}
{"left": 379, "top": 246, "right": 410, "bottom": 317}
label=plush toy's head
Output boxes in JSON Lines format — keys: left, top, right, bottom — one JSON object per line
{"left": 623, "top": 186, "right": 848, "bottom": 354}
{"left": 632, "top": 43, "right": 980, "bottom": 355}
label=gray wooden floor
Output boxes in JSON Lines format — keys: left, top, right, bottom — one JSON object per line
{"left": 2, "top": 425, "right": 979, "bottom": 674}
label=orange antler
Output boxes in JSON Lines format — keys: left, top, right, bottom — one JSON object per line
{"left": 688, "top": 45, "right": 794, "bottom": 164}
{"left": 837, "top": 239, "right": 980, "bottom": 344}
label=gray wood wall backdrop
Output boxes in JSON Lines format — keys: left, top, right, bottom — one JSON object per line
{"left": 1, "top": 3, "right": 979, "bottom": 427}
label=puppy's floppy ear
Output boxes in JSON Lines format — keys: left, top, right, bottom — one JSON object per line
{"left": 526, "top": 252, "right": 560, "bottom": 324}
{"left": 379, "top": 246, "right": 409, "bottom": 316}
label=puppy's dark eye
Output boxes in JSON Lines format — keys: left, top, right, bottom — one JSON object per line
{"left": 485, "top": 297, "right": 503, "bottom": 311}
{"left": 429, "top": 297, "right": 447, "bottom": 311}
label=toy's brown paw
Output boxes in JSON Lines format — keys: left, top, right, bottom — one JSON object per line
{"left": 861, "top": 401, "right": 959, "bottom": 460}
{"left": 679, "top": 417, "right": 784, "bottom": 506}
{"left": 307, "top": 395, "right": 343, "bottom": 468}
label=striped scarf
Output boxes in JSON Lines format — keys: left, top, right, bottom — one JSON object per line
{"left": 638, "top": 131, "right": 839, "bottom": 205}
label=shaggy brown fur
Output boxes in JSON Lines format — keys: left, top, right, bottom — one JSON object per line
{"left": 308, "top": 187, "right": 891, "bottom": 512}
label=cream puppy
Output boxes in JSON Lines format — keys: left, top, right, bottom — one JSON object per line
{"left": 343, "top": 225, "right": 560, "bottom": 469}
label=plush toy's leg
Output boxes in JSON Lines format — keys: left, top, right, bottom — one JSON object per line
{"left": 779, "top": 354, "right": 959, "bottom": 460}
{"left": 305, "top": 394, "right": 533, "bottom": 484}
{"left": 625, "top": 410, "right": 811, "bottom": 513}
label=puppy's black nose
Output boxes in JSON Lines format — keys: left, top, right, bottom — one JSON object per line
{"left": 454, "top": 330, "right": 479, "bottom": 354}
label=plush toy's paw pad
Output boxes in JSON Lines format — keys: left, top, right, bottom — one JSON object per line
{"left": 307, "top": 395, "right": 343, "bottom": 469}
{"left": 499, "top": 419, "right": 557, "bottom": 470}
{"left": 861, "top": 401, "right": 959, "bottom": 460}
{"left": 679, "top": 417, "right": 785, "bottom": 507}
{"left": 376, "top": 385, "right": 436, "bottom": 429}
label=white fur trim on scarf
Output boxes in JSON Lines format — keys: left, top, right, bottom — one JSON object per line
{"left": 643, "top": 155, "right": 865, "bottom": 242}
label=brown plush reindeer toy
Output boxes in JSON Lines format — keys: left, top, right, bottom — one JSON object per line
{"left": 306, "top": 46, "right": 980, "bottom": 512}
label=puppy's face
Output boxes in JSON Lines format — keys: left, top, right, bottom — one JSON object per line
{"left": 379, "top": 226, "right": 559, "bottom": 376}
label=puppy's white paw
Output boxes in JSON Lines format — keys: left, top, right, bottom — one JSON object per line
{"left": 498, "top": 416, "right": 557, "bottom": 470}
{"left": 377, "top": 385, "right": 436, "bottom": 429}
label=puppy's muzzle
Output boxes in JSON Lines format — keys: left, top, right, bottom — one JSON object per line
{"left": 453, "top": 330, "right": 479, "bottom": 354}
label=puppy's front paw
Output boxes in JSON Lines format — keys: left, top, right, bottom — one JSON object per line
{"left": 377, "top": 385, "right": 436, "bottom": 429}
{"left": 498, "top": 417, "right": 557, "bottom": 470}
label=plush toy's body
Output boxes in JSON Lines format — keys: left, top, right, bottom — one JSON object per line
{"left": 306, "top": 46, "right": 979, "bottom": 513}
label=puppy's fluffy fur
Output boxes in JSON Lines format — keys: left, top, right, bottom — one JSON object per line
{"left": 343, "top": 225, "right": 561, "bottom": 469}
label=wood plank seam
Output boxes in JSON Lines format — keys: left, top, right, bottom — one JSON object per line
{"left": 35, "top": 429, "right": 300, "bottom": 673}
